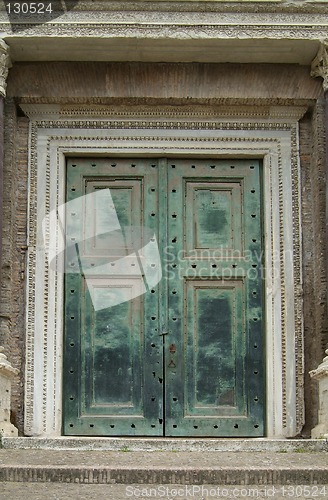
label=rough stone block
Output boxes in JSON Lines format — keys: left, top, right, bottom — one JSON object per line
{"left": 310, "top": 350, "right": 328, "bottom": 438}
{"left": 0, "top": 347, "right": 19, "bottom": 437}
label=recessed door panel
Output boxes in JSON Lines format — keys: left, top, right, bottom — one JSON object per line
{"left": 185, "top": 181, "right": 243, "bottom": 252}
{"left": 185, "top": 280, "right": 245, "bottom": 415}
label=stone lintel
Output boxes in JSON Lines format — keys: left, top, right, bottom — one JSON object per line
{"left": 19, "top": 102, "right": 309, "bottom": 123}
{"left": 7, "top": 63, "right": 322, "bottom": 101}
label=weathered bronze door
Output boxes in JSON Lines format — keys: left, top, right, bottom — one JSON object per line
{"left": 63, "top": 158, "right": 264, "bottom": 436}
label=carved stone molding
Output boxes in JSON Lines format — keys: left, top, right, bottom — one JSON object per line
{"left": 311, "top": 42, "right": 328, "bottom": 92}
{"left": 0, "top": 40, "right": 11, "bottom": 98}
{"left": 21, "top": 104, "right": 308, "bottom": 123}
{"left": 1, "top": 9, "right": 328, "bottom": 32}
{"left": 22, "top": 104, "right": 304, "bottom": 438}
{"left": 3, "top": 24, "right": 328, "bottom": 41}
{"left": 1, "top": 3, "right": 326, "bottom": 66}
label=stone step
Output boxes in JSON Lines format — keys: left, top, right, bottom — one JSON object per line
{"left": 2, "top": 436, "right": 328, "bottom": 452}
{"left": 0, "top": 463, "right": 327, "bottom": 485}
{"left": 0, "top": 444, "right": 327, "bottom": 485}
{"left": 1, "top": 483, "right": 327, "bottom": 500}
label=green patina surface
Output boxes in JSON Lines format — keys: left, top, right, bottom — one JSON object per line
{"left": 64, "top": 158, "right": 264, "bottom": 437}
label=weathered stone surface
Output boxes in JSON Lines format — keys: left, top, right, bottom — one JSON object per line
{"left": 0, "top": 104, "right": 28, "bottom": 435}
{"left": 0, "top": 449, "right": 327, "bottom": 486}
{"left": 0, "top": 347, "right": 19, "bottom": 437}
{"left": 311, "top": 43, "right": 328, "bottom": 92}
{"left": 0, "top": 6, "right": 326, "bottom": 440}
{"left": 0, "top": 41, "right": 10, "bottom": 98}
{"left": 0, "top": 482, "right": 328, "bottom": 500}
{"left": 2, "top": 437, "right": 327, "bottom": 453}
{"left": 1, "top": 1, "right": 328, "bottom": 67}
{"left": 310, "top": 350, "right": 328, "bottom": 438}
{"left": 300, "top": 99, "right": 328, "bottom": 437}
{"left": 7, "top": 62, "right": 322, "bottom": 101}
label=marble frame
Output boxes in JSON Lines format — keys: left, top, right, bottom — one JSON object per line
{"left": 22, "top": 104, "right": 306, "bottom": 438}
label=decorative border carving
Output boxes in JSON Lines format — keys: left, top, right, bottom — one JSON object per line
{"left": 23, "top": 105, "right": 304, "bottom": 438}
{"left": 42, "top": 137, "right": 51, "bottom": 433}
{"left": 290, "top": 124, "right": 304, "bottom": 432}
{"left": 22, "top": 104, "right": 308, "bottom": 123}
{"left": 277, "top": 143, "right": 287, "bottom": 427}
{"left": 0, "top": 40, "right": 11, "bottom": 97}
{"left": 24, "top": 121, "right": 37, "bottom": 434}
{"left": 2, "top": 24, "right": 328, "bottom": 41}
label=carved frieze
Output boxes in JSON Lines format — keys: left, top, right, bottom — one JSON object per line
{"left": 311, "top": 42, "right": 328, "bottom": 92}
{"left": 2, "top": 24, "right": 328, "bottom": 41}
{"left": 0, "top": 40, "right": 11, "bottom": 98}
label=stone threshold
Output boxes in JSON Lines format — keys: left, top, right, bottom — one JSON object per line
{"left": 1, "top": 437, "right": 327, "bottom": 452}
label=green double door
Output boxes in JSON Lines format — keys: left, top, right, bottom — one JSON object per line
{"left": 64, "top": 158, "right": 264, "bottom": 437}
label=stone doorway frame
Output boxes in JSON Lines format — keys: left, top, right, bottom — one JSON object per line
{"left": 22, "top": 103, "right": 306, "bottom": 438}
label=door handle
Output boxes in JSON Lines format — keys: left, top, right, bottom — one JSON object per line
{"left": 168, "top": 344, "right": 176, "bottom": 368}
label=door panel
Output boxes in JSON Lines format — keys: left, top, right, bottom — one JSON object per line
{"left": 185, "top": 280, "right": 245, "bottom": 414}
{"left": 165, "top": 159, "right": 264, "bottom": 436}
{"left": 63, "top": 158, "right": 264, "bottom": 437}
{"left": 64, "top": 158, "right": 163, "bottom": 436}
{"left": 185, "top": 180, "right": 243, "bottom": 252}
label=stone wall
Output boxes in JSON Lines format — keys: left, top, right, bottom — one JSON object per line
{"left": 0, "top": 99, "right": 28, "bottom": 434}
{"left": 300, "top": 99, "right": 328, "bottom": 436}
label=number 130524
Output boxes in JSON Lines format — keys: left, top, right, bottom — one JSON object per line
{"left": 6, "top": 3, "right": 53, "bottom": 15}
